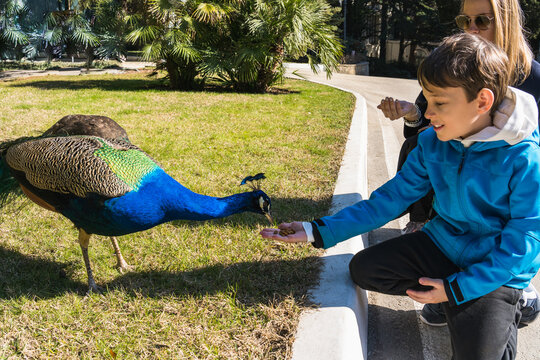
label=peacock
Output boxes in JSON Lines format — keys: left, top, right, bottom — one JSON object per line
{"left": 0, "top": 131, "right": 272, "bottom": 293}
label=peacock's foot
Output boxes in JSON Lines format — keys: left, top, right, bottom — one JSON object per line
{"left": 86, "top": 280, "right": 104, "bottom": 295}
{"left": 116, "top": 262, "right": 134, "bottom": 274}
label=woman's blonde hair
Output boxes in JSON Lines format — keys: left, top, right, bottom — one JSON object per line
{"left": 462, "top": 0, "right": 533, "bottom": 85}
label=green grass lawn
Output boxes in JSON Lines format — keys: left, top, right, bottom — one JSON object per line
{"left": 0, "top": 72, "right": 355, "bottom": 359}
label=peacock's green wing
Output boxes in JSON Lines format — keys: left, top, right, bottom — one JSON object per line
{"left": 5, "top": 136, "right": 159, "bottom": 198}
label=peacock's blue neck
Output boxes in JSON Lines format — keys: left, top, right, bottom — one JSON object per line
{"left": 102, "top": 169, "right": 259, "bottom": 229}
{"left": 62, "top": 169, "right": 262, "bottom": 236}
{"left": 161, "top": 177, "right": 259, "bottom": 222}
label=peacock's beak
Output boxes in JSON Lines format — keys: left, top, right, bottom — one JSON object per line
{"left": 265, "top": 212, "right": 273, "bottom": 224}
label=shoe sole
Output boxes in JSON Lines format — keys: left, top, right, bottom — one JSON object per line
{"left": 419, "top": 314, "right": 448, "bottom": 327}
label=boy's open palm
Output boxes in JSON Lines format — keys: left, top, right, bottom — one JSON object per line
{"left": 377, "top": 98, "right": 416, "bottom": 120}
{"left": 259, "top": 222, "right": 308, "bottom": 243}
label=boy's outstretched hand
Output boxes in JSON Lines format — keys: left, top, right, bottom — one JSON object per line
{"left": 406, "top": 277, "right": 449, "bottom": 304}
{"left": 259, "top": 222, "right": 308, "bottom": 243}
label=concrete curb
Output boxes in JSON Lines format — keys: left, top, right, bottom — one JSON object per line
{"left": 289, "top": 75, "right": 370, "bottom": 360}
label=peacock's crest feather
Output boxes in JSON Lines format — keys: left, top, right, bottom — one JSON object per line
{"left": 240, "top": 173, "right": 266, "bottom": 191}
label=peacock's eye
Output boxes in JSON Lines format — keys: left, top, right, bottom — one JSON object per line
{"left": 259, "top": 197, "right": 270, "bottom": 212}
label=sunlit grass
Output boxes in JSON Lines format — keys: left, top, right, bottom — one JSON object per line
{"left": 0, "top": 72, "right": 355, "bottom": 359}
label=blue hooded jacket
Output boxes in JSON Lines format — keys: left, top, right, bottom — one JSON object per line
{"left": 310, "top": 88, "right": 540, "bottom": 306}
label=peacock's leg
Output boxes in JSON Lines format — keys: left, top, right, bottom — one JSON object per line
{"left": 110, "top": 236, "right": 132, "bottom": 273}
{"left": 78, "top": 229, "right": 101, "bottom": 294}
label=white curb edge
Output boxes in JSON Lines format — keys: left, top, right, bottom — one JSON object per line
{"left": 289, "top": 76, "right": 369, "bottom": 360}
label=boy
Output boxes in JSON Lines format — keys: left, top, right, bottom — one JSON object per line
{"left": 260, "top": 33, "right": 540, "bottom": 360}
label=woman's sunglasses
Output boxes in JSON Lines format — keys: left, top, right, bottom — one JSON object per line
{"left": 455, "top": 14, "right": 494, "bottom": 30}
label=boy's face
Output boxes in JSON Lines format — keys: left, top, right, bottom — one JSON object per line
{"left": 422, "top": 85, "right": 492, "bottom": 141}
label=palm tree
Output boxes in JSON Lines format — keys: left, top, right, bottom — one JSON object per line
{"left": 74, "top": 0, "right": 128, "bottom": 69}
{"left": 204, "top": 0, "right": 343, "bottom": 92}
{"left": 0, "top": 0, "right": 29, "bottom": 59}
{"left": 24, "top": 7, "right": 99, "bottom": 64}
{"left": 126, "top": 0, "right": 209, "bottom": 89}
{"left": 128, "top": 0, "right": 342, "bottom": 92}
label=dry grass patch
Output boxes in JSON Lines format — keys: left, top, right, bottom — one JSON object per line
{"left": 0, "top": 72, "right": 355, "bottom": 359}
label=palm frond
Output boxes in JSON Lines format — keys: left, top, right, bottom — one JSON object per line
{"left": 95, "top": 34, "right": 127, "bottom": 60}
{"left": 1, "top": 26, "right": 27, "bottom": 46}
{"left": 140, "top": 42, "right": 163, "bottom": 62}
{"left": 192, "top": 3, "right": 227, "bottom": 25}
{"left": 126, "top": 25, "right": 160, "bottom": 44}
{"left": 148, "top": 0, "right": 182, "bottom": 22}
{"left": 124, "top": 14, "right": 143, "bottom": 29}
{"left": 170, "top": 41, "right": 201, "bottom": 62}
{"left": 44, "top": 12, "right": 59, "bottom": 28}
{"left": 72, "top": 27, "right": 100, "bottom": 47}
{"left": 44, "top": 27, "right": 62, "bottom": 45}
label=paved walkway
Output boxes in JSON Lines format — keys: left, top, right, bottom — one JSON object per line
{"left": 0, "top": 61, "right": 154, "bottom": 81}
{"left": 286, "top": 66, "right": 540, "bottom": 360}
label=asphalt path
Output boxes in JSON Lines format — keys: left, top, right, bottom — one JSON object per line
{"left": 286, "top": 68, "right": 540, "bottom": 360}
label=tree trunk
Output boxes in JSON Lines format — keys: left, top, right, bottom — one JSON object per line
{"left": 165, "top": 58, "right": 199, "bottom": 90}
{"left": 165, "top": 59, "right": 181, "bottom": 89}
{"left": 236, "top": 47, "right": 284, "bottom": 93}
{"left": 398, "top": 35, "right": 405, "bottom": 64}
{"left": 379, "top": 0, "right": 388, "bottom": 64}
{"left": 85, "top": 46, "right": 94, "bottom": 70}
{"left": 46, "top": 44, "right": 54, "bottom": 63}
{"left": 408, "top": 42, "right": 417, "bottom": 66}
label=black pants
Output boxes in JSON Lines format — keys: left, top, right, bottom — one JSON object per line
{"left": 349, "top": 231, "right": 521, "bottom": 360}
{"left": 397, "top": 135, "right": 434, "bottom": 222}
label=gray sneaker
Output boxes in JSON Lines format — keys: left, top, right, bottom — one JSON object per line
{"left": 419, "top": 303, "right": 447, "bottom": 326}
{"left": 419, "top": 285, "right": 539, "bottom": 328}
{"left": 520, "top": 284, "right": 539, "bottom": 326}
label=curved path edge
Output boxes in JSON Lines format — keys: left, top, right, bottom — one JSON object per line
{"left": 288, "top": 68, "right": 369, "bottom": 360}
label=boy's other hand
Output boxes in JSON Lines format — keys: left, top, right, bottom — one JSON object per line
{"left": 377, "top": 98, "right": 416, "bottom": 121}
{"left": 406, "top": 277, "right": 449, "bottom": 304}
{"left": 260, "top": 222, "right": 307, "bottom": 243}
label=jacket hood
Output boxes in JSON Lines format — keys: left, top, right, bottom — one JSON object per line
{"left": 460, "top": 87, "right": 538, "bottom": 148}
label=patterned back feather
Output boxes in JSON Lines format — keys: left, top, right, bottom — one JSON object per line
{"left": 5, "top": 136, "right": 159, "bottom": 198}
{"left": 0, "top": 135, "right": 42, "bottom": 208}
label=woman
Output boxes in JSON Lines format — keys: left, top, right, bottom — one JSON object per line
{"left": 377, "top": 0, "right": 540, "bottom": 327}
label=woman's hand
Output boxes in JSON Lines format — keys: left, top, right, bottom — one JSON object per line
{"left": 377, "top": 98, "right": 417, "bottom": 121}
{"left": 259, "top": 221, "right": 308, "bottom": 243}
{"left": 406, "top": 277, "right": 449, "bottom": 304}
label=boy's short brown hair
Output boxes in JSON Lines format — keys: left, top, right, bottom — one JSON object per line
{"left": 418, "top": 33, "right": 510, "bottom": 112}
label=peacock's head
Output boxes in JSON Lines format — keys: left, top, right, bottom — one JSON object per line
{"left": 241, "top": 173, "right": 273, "bottom": 224}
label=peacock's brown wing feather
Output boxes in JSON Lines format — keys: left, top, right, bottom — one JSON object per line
{"left": 5, "top": 136, "right": 158, "bottom": 198}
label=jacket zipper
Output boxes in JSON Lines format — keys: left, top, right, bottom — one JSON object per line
{"left": 458, "top": 151, "right": 466, "bottom": 174}
{"left": 456, "top": 147, "right": 472, "bottom": 265}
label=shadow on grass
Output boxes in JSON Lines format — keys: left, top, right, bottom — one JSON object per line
{"left": 7, "top": 78, "right": 165, "bottom": 92}
{"left": 0, "top": 245, "right": 322, "bottom": 305}
{"left": 0, "top": 246, "right": 85, "bottom": 298}
{"left": 0, "top": 195, "right": 332, "bottom": 301}
{"left": 107, "top": 257, "right": 322, "bottom": 306}
{"left": 7, "top": 77, "right": 301, "bottom": 95}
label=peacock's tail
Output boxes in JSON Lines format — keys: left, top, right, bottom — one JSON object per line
{"left": 0, "top": 156, "right": 22, "bottom": 209}
{"left": 0, "top": 136, "right": 41, "bottom": 208}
